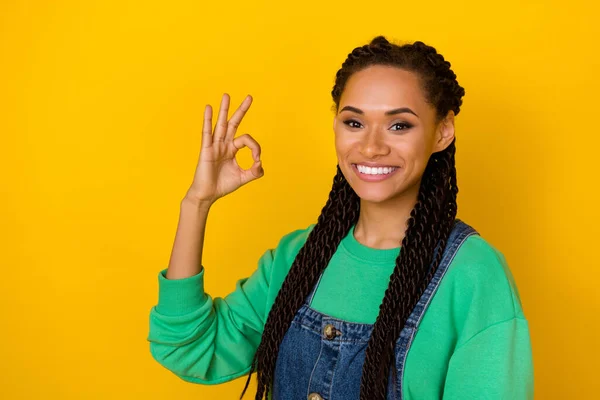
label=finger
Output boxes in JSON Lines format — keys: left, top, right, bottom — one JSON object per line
{"left": 240, "top": 160, "right": 264, "bottom": 185}
{"left": 225, "top": 94, "right": 252, "bottom": 142}
{"left": 232, "top": 133, "right": 261, "bottom": 162}
{"left": 213, "top": 93, "right": 230, "bottom": 142}
{"left": 201, "top": 104, "right": 213, "bottom": 148}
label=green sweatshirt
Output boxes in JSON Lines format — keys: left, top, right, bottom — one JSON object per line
{"left": 147, "top": 223, "right": 534, "bottom": 399}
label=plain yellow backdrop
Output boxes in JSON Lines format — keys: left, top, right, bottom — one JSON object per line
{"left": 1, "top": 0, "right": 598, "bottom": 398}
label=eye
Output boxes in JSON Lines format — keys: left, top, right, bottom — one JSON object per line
{"left": 391, "top": 122, "right": 413, "bottom": 131}
{"left": 342, "top": 120, "right": 413, "bottom": 131}
{"left": 343, "top": 119, "right": 362, "bottom": 129}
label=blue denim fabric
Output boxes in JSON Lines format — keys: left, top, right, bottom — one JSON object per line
{"left": 272, "top": 219, "right": 478, "bottom": 400}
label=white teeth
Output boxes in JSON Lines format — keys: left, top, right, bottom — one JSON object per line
{"left": 356, "top": 164, "right": 397, "bottom": 175}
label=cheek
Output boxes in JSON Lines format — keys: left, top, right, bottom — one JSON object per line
{"left": 402, "top": 134, "right": 429, "bottom": 160}
{"left": 334, "top": 133, "right": 355, "bottom": 157}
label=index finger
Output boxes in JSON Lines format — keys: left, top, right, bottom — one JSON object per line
{"left": 225, "top": 95, "right": 253, "bottom": 142}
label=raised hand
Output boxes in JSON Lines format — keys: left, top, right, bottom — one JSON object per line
{"left": 184, "top": 93, "right": 264, "bottom": 208}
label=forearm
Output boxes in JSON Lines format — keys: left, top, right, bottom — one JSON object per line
{"left": 149, "top": 242, "right": 277, "bottom": 383}
{"left": 165, "top": 197, "right": 211, "bottom": 280}
{"left": 148, "top": 290, "right": 261, "bottom": 384}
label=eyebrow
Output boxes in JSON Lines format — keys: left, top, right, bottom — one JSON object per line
{"left": 339, "top": 105, "right": 419, "bottom": 118}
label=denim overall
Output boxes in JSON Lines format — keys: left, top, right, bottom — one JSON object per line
{"left": 272, "top": 219, "right": 478, "bottom": 400}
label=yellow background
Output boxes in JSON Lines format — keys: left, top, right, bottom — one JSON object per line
{"left": 1, "top": 0, "right": 598, "bottom": 398}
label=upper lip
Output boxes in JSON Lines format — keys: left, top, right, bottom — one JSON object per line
{"left": 352, "top": 162, "right": 399, "bottom": 168}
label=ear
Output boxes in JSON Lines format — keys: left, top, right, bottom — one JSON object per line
{"left": 434, "top": 111, "right": 455, "bottom": 152}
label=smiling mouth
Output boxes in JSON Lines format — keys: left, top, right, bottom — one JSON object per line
{"left": 352, "top": 163, "right": 399, "bottom": 176}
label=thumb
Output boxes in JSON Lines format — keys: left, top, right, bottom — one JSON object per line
{"left": 240, "top": 160, "right": 264, "bottom": 185}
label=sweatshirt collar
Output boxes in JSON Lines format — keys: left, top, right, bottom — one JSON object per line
{"left": 340, "top": 224, "right": 401, "bottom": 264}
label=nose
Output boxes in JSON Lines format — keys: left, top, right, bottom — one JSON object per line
{"left": 359, "top": 129, "right": 391, "bottom": 159}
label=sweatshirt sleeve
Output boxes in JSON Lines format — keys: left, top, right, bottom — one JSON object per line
{"left": 442, "top": 317, "right": 534, "bottom": 399}
{"left": 147, "top": 248, "right": 275, "bottom": 385}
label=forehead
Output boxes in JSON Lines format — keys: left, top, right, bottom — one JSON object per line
{"left": 340, "top": 65, "right": 429, "bottom": 112}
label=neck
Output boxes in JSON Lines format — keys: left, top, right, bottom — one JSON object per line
{"left": 353, "top": 183, "right": 420, "bottom": 250}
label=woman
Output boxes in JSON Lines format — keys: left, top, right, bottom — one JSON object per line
{"left": 147, "top": 36, "right": 534, "bottom": 399}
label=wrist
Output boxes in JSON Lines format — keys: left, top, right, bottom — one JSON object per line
{"left": 181, "top": 195, "right": 213, "bottom": 212}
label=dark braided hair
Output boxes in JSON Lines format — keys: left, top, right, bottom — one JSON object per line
{"left": 241, "top": 35, "right": 465, "bottom": 400}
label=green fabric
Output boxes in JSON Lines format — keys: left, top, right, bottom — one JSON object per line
{"left": 147, "top": 223, "right": 534, "bottom": 399}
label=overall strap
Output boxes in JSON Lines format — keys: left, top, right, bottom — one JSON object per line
{"left": 405, "top": 218, "right": 479, "bottom": 330}
{"left": 305, "top": 271, "right": 325, "bottom": 306}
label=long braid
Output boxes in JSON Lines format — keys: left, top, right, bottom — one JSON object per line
{"left": 241, "top": 166, "right": 360, "bottom": 399}
{"left": 241, "top": 35, "right": 465, "bottom": 399}
{"left": 360, "top": 140, "right": 458, "bottom": 398}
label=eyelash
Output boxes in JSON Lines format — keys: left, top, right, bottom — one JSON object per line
{"left": 343, "top": 119, "right": 413, "bottom": 131}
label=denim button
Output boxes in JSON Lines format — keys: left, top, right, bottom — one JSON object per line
{"left": 308, "top": 393, "right": 323, "bottom": 400}
{"left": 323, "top": 323, "right": 336, "bottom": 340}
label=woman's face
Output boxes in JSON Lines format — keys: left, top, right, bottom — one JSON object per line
{"left": 333, "top": 65, "right": 455, "bottom": 204}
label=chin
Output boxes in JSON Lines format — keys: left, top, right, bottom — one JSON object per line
{"left": 349, "top": 185, "right": 397, "bottom": 204}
